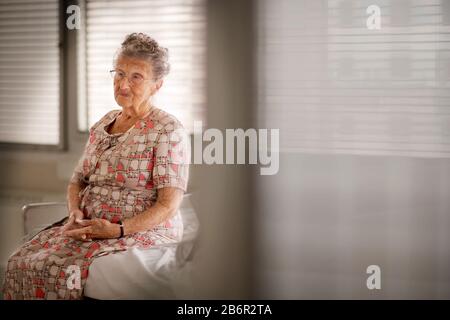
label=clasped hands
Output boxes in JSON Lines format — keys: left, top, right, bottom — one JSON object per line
{"left": 60, "top": 208, "right": 120, "bottom": 241}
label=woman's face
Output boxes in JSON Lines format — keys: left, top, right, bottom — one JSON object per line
{"left": 113, "top": 55, "right": 162, "bottom": 111}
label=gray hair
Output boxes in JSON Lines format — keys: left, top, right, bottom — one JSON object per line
{"left": 114, "top": 32, "right": 170, "bottom": 80}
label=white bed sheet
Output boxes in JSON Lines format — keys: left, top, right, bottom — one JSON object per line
{"left": 84, "top": 201, "right": 199, "bottom": 300}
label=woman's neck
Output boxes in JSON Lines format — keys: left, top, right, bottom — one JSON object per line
{"left": 121, "top": 104, "right": 153, "bottom": 120}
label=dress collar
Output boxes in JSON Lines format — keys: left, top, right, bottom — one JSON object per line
{"left": 97, "top": 108, "right": 156, "bottom": 144}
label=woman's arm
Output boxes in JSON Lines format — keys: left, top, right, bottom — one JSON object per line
{"left": 66, "top": 181, "right": 87, "bottom": 214}
{"left": 63, "top": 187, "right": 184, "bottom": 240}
{"left": 122, "top": 187, "right": 184, "bottom": 236}
{"left": 61, "top": 181, "right": 88, "bottom": 233}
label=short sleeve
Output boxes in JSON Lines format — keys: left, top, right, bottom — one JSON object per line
{"left": 69, "top": 137, "right": 90, "bottom": 185}
{"left": 152, "top": 124, "right": 190, "bottom": 192}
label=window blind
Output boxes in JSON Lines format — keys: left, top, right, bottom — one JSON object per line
{"left": 0, "top": 0, "right": 60, "bottom": 145}
{"left": 80, "top": 0, "right": 207, "bottom": 133}
{"left": 257, "top": 0, "right": 450, "bottom": 158}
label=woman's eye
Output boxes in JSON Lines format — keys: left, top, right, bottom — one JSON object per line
{"left": 117, "top": 71, "right": 126, "bottom": 77}
{"left": 132, "top": 74, "right": 143, "bottom": 81}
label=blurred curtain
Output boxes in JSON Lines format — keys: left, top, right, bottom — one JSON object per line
{"left": 254, "top": 0, "right": 450, "bottom": 299}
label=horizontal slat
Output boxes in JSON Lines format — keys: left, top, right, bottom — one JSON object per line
{"left": 87, "top": 0, "right": 202, "bottom": 9}
{"left": 87, "top": 7, "right": 204, "bottom": 16}
{"left": 0, "top": 26, "right": 59, "bottom": 34}
{"left": 0, "top": 122, "right": 58, "bottom": 129}
{"left": 0, "top": 0, "right": 56, "bottom": 5}
{"left": 0, "top": 19, "right": 58, "bottom": 27}
{"left": 0, "top": 135, "right": 59, "bottom": 145}
{"left": 0, "top": 108, "right": 58, "bottom": 114}
{"left": 0, "top": 11, "right": 58, "bottom": 19}
{"left": 0, "top": 35, "right": 58, "bottom": 43}
{"left": 0, "top": 0, "right": 60, "bottom": 145}
{"left": 258, "top": 0, "right": 450, "bottom": 157}
{"left": 0, "top": 5, "right": 57, "bottom": 13}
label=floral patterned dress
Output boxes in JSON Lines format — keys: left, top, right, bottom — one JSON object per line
{"left": 2, "top": 107, "right": 190, "bottom": 300}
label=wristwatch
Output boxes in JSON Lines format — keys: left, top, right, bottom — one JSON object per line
{"left": 118, "top": 220, "right": 124, "bottom": 238}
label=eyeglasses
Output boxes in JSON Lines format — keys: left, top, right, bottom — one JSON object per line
{"left": 109, "top": 69, "right": 153, "bottom": 87}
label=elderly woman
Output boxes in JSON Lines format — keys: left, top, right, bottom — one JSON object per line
{"left": 2, "top": 33, "right": 189, "bottom": 300}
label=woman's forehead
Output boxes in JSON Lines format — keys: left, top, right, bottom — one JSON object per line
{"left": 115, "top": 56, "right": 153, "bottom": 74}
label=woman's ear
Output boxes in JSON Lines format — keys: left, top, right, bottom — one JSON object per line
{"left": 155, "top": 79, "right": 163, "bottom": 91}
{"left": 150, "top": 79, "right": 163, "bottom": 96}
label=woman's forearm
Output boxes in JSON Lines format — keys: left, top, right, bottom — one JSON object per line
{"left": 66, "top": 182, "right": 86, "bottom": 214}
{"left": 122, "top": 187, "right": 184, "bottom": 236}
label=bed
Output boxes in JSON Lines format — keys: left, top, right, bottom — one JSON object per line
{"left": 21, "top": 193, "right": 199, "bottom": 299}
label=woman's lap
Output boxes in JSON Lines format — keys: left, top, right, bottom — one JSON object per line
{"left": 2, "top": 221, "right": 182, "bottom": 300}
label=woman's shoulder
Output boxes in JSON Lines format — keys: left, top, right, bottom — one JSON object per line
{"left": 89, "top": 109, "right": 121, "bottom": 132}
{"left": 149, "top": 107, "right": 186, "bottom": 133}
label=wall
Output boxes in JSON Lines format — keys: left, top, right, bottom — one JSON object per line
{"left": 255, "top": 153, "right": 450, "bottom": 299}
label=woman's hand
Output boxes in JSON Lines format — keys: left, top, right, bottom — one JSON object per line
{"left": 63, "top": 218, "right": 120, "bottom": 241}
{"left": 60, "top": 209, "right": 84, "bottom": 233}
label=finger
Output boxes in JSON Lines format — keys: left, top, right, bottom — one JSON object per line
{"left": 66, "top": 215, "right": 75, "bottom": 225}
{"left": 61, "top": 217, "right": 74, "bottom": 232}
{"left": 80, "top": 233, "right": 94, "bottom": 242}
{"left": 61, "top": 221, "right": 80, "bottom": 233}
{"left": 76, "top": 233, "right": 90, "bottom": 241}
{"left": 64, "top": 226, "right": 91, "bottom": 237}
{"left": 76, "top": 219, "right": 92, "bottom": 226}
{"left": 55, "top": 226, "right": 64, "bottom": 235}
{"left": 63, "top": 228, "right": 83, "bottom": 237}
{"left": 69, "top": 233, "right": 89, "bottom": 241}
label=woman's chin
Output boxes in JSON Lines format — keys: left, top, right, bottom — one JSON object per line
{"left": 116, "top": 96, "right": 132, "bottom": 107}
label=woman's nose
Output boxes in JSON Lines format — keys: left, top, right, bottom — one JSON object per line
{"left": 118, "top": 77, "right": 131, "bottom": 90}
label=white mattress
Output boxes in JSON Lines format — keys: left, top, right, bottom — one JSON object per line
{"left": 84, "top": 198, "right": 199, "bottom": 300}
